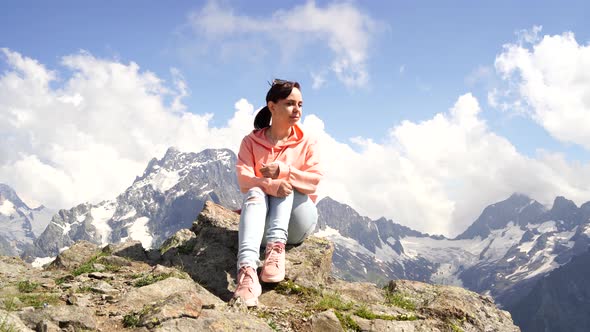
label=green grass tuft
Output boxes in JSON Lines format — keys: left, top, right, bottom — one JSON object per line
{"left": 133, "top": 273, "right": 174, "bottom": 287}
{"left": 17, "top": 280, "right": 39, "bottom": 293}
{"left": 334, "top": 311, "right": 362, "bottom": 332}
{"left": 16, "top": 293, "right": 59, "bottom": 309}
{"left": 122, "top": 313, "right": 140, "bottom": 328}
{"left": 71, "top": 253, "right": 118, "bottom": 276}
{"left": 0, "top": 313, "right": 19, "bottom": 332}
{"left": 314, "top": 292, "right": 353, "bottom": 311}
{"left": 385, "top": 291, "right": 416, "bottom": 311}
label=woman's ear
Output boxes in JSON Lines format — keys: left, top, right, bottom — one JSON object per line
{"left": 268, "top": 101, "right": 275, "bottom": 114}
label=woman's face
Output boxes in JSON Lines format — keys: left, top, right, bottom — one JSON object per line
{"left": 269, "top": 87, "right": 302, "bottom": 127}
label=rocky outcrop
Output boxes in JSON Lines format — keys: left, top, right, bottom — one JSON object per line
{"left": 0, "top": 201, "right": 519, "bottom": 331}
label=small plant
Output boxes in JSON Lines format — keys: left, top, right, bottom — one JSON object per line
{"left": 395, "top": 313, "right": 418, "bottom": 321}
{"left": 133, "top": 273, "right": 174, "bottom": 287}
{"left": 72, "top": 253, "right": 117, "bottom": 276}
{"left": 275, "top": 279, "right": 307, "bottom": 295}
{"left": 1, "top": 298, "right": 18, "bottom": 312}
{"left": 17, "top": 280, "right": 39, "bottom": 293}
{"left": 314, "top": 292, "right": 353, "bottom": 311}
{"left": 267, "top": 321, "right": 279, "bottom": 331}
{"left": 449, "top": 322, "right": 464, "bottom": 332}
{"left": 334, "top": 311, "right": 361, "bottom": 332}
{"left": 16, "top": 294, "right": 59, "bottom": 309}
{"left": 123, "top": 305, "right": 157, "bottom": 328}
{"left": 76, "top": 285, "right": 93, "bottom": 293}
{"left": 385, "top": 291, "right": 416, "bottom": 311}
{"left": 354, "top": 305, "right": 418, "bottom": 321}
{"left": 0, "top": 313, "right": 19, "bottom": 332}
{"left": 122, "top": 313, "right": 140, "bottom": 328}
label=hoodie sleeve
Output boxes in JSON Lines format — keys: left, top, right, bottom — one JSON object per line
{"left": 236, "top": 137, "right": 282, "bottom": 196}
{"left": 285, "top": 138, "right": 323, "bottom": 195}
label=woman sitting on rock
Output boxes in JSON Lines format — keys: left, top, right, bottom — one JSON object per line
{"left": 234, "top": 79, "right": 323, "bottom": 306}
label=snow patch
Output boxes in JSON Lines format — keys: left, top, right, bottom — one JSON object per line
{"left": 90, "top": 203, "right": 116, "bottom": 244}
{"left": 0, "top": 200, "right": 16, "bottom": 216}
{"left": 374, "top": 239, "right": 401, "bottom": 263}
{"left": 128, "top": 217, "right": 153, "bottom": 249}
{"left": 115, "top": 208, "right": 137, "bottom": 221}
{"left": 431, "top": 263, "right": 464, "bottom": 287}
{"left": 62, "top": 223, "right": 71, "bottom": 235}
{"left": 314, "top": 226, "right": 342, "bottom": 238}
{"left": 480, "top": 222, "right": 525, "bottom": 261}
{"left": 32, "top": 256, "right": 55, "bottom": 268}
{"left": 535, "top": 221, "right": 557, "bottom": 233}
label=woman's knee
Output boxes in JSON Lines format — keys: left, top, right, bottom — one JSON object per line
{"left": 243, "top": 187, "right": 266, "bottom": 205}
{"left": 287, "top": 204, "right": 318, "bottom": 244}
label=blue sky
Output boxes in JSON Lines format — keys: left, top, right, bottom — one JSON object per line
{"left": 2, "top": 1, "right": 590, "bottom": 236}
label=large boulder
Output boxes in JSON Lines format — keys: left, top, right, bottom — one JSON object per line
{"left": 158, "top": 201, "right": 334, "bottom": 300}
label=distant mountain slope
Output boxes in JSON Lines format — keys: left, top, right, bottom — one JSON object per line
{"left": 0, "top": 183, "right": 55, "bottom": 256}
{"left": 315, "top": 193, "right": 590, "bottom": 313}
{"left": 508, "top": 248, "right": 590, "bottom": 332}
{"left": 31, "top": 148, "right": 241, "bottom": 257}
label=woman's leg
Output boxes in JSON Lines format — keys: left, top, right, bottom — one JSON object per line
{"left": 265, "top": 192, "right": 295, "bottom": 243}
{"left": 287, "top": 191, "right": 318, "bottom": 244}
{"left": 237, "top": 187, "right": 269, "bottom": 270}
{"left": 260, "top": 192, "right": 294, "bottom": 282}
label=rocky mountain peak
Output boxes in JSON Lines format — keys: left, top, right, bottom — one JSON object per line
{"left": 0, "top": 183, "right": 29, "bottom": 212}
{"left": 0, "top": 184, "right": 55, "bottom": 256}
{"left": 0, "top": 202, "right": 520, "bottom": 332}
{"left": 32, "top": 148, "right": 242, "bottom": 258}
{"left": 455, "top": 193, "right": 545, "bottom": 240}
{"left": 549, "top": 196, "right": 577, "bottom": 214}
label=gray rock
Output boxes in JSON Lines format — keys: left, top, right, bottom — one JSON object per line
{"left": 0, "top": 309, "right": 34, "bottom": 332}
{"left": 311, "top": 309, "right": 344, "bottom": 332}
{"left": 48, "top": 241, "right": 100, "bottom": 270}
{"left": 18, "top": 306, "right": 97, "bottom": 331}
{"left": 104, "top": 240, "right": 148, "bottom": 262}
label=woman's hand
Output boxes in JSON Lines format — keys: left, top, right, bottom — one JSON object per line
{"left": 275, "top": 179, "right": 293, "bottom": 197}
{"left": 260, "top": 163, "right": 280, "bottom": 179}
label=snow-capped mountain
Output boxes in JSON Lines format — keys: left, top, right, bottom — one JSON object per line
{"left": 508, "top": 248, "right": 590, "bottom": 332}
{"left": 315, "top": 193, "right": 590, "bottom": 309}
{"left": 0, "top": 183, "right": 55, "bottom": 256}
{"left": 31, "top": 148, "right": 242, "bottom": 257}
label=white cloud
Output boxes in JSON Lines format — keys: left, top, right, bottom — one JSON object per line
{"left": 494, "top": 28, "right": 590, "bottom": 150}
{"left": 313, "top": 93, "right": 590, "bottom": 236}
{"left": 187, "top": 1, "right": 380, "bottom": 88}
{"left": 0, "top": 49, "right": 254, "bottom": 209}
{"left": 310, "top": 71, "right": 327, "bottom": 90}
{"left": 3, "top": 49, "right": 590, "bottom": 238}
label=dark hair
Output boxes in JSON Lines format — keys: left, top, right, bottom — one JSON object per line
{"left": 254, "top": 79, "right": 301, "bottom": 130}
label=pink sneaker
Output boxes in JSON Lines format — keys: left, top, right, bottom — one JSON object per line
{"left": 234, "top": 266, "right": 262, "bottom": 307}
{"left": 260, "top": 242, "right": 286, "bottom": 283}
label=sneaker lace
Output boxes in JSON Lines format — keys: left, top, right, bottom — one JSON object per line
{"left": 237, "top": 267, "right": 254, "bottom": 290}
{"left": 265, "top": 243, "right": 284, "bottom": 267}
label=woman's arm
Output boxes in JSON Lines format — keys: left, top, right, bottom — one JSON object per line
{"left": 236, "top": 138, "right": 283, "bottom": 196}
{"left": 277, "top": 139, "right": 323, "bottom": 194}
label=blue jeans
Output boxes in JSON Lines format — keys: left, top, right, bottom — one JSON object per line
{"left": 237, "top": 187, "right": 318, "bottom": 270}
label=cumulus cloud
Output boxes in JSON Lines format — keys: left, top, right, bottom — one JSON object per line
{"left": 494, "top": 27, "right": 590, "bottom": 150}
{"left": 312, "top": 93, "right": 590, "bottom": 236}
{"left": 187, "top": 0, "right": 379, "bottom": 88}
{"left": 3, "top": 49, "right": 590, "bottom": 237}
{"left": 0, "top": 49, "right": 255, "bottom": 208}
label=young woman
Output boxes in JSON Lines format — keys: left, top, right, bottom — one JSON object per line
{"left": 234, "top": 79, "right": 322, "bottom": 306}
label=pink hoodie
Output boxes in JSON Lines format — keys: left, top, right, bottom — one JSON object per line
{"left": 236, "top": 124, "right": 322, "bottom": 202}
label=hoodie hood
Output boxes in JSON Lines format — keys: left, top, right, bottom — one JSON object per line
{"left": 247, "top": 124, "right": 305, "bottom": 149}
